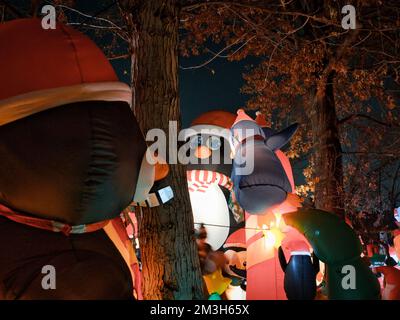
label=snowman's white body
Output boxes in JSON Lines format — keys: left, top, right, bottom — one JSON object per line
{"left": 189, "top": 181, "right": 230, "bottom": 250}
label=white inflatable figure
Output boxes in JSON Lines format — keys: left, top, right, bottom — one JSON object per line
{"left": 184, "top": 110, "right": 238, "bottom": 250}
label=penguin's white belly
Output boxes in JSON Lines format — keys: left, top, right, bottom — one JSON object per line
{"left": 189, "top": 183, "right": 230, "bottom": 250}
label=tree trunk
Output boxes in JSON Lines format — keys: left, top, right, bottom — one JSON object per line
{"left": 119, "top": 0, "right": 204, "bottom": 299}
{"left": 308, "top": 71, "right": 344, "bottom": 217}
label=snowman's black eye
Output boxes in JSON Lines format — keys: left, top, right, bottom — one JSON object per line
{"left": 190, "top": 135, "right": 203, "bottom": 149}
{"left": 206, "top": 136, "right": 221, "bottom": 150}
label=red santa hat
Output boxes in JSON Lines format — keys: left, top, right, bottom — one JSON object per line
{"left": 255, "top": 111, "right": 268, "bottom": 127}
{"left": 0, "top": 18, "right": 131, "bottom": 126}
{"left": 223, "top": 228, "right": 246, "bottom": 249}
{"left": 185, "top": 110, "right": 236, "bottom": 143}
{"left": 191, "top": 110, "right": 236, "bottom": 128}
{"left": 232, "top": 109, "right": 255, "bottom": 126}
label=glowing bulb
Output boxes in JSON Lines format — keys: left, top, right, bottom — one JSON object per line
{"left": 275, "top": 212, "right": 282, "bottom": 226}
{"left": 264, "top": 230, "right": 276, "bottom": 247}
{"left": 270, "top": 221, "right": 275, "bottom": 227}
{"left": 261, "top": 224, "right": 268, "bottom": 237}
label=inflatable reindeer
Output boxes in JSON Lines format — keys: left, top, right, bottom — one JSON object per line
{"left": 229, "top": 109, "right": 380, "bottom": 300}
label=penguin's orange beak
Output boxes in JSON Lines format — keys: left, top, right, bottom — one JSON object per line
{"left": 154, "top": 162, "right": 169, "bottom": 181}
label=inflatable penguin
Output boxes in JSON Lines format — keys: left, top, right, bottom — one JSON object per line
{"left": 0, "top": 19, "right": 155, "bottom": 299}
{"left": 278, "top": 240, "right": 319, "bottom": 300}
{"left": 184, "top": 110, "right": 244, "bottom": 250}
{"left": 223, "top": 228, "right": 247, "bottom": 280}
{"left": 222, "top": 228, "right": 247, "bottom": 300}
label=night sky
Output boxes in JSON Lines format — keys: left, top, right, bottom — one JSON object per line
{"left": 110, "top": 50, "right": 255, "bottom": 128}
{"left": 179, "top": 55, "right": 255, "bottom": 127}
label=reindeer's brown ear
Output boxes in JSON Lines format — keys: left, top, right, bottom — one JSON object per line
{"left": 266, "top": 123, "right": 298, "bottom": 150}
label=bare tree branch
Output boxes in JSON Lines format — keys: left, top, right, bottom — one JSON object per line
{"left": 182, "top": 0, "right": 341, "bottom": 27}
{"left": 179, "top": 33, "right": 254, "bottom": 70}
{"left": 342, "top": 151, "right": 400, "bottom": 157}
{"left": 338, "top": 113, "right": 398, "bottom": 127}
{"left": 0, "top": 0, "right": 27, "bottom": 18}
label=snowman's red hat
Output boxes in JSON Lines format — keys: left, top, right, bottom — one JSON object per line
{"left": 0, "top": 18, "right": 131, "bottom": 126}
{"left": 191, "top": 110, "right": 236, "bottom": 128}
{"left": 232, "top": 109, "right": 255, "bottom": 126}
{"left": 184, "top": 110, "right": 236, "bottom": 142}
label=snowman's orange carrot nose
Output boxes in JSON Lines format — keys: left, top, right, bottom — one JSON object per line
{"left": 195, "top": 145, "right": 212, "bottom": 159}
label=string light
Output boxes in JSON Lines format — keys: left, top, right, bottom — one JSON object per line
{"left": 193, "top": 221, "right": 271, "bottom": 231}
{"left": 194, "top": 212, "right": 286, "bottom": 232}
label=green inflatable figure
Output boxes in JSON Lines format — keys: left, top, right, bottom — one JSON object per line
{"left": 283, "top": 209, "right": 381, "bottom": 300}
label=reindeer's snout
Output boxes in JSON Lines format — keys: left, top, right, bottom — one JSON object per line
{"left": 238, "top": 185, "right": 287, "bottom": 214}
{"left": 233, "top": 142, "right": 292, "bottom": 214}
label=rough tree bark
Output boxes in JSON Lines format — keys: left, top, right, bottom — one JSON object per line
{"left": 306, "top": 22, "right": 359, "bottom": 217}
{"left": 118, "top": 0, "right": 204, "bottom": 299}
{"left": 308, "top": 70, "right": 344, "bottom": 217}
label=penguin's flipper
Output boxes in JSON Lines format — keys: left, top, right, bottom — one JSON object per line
{"left": 278, "top": 246, "right": 288, "bottom": 272}
{"left": 312, "top": 252, "right": 320, "bottom": 274}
